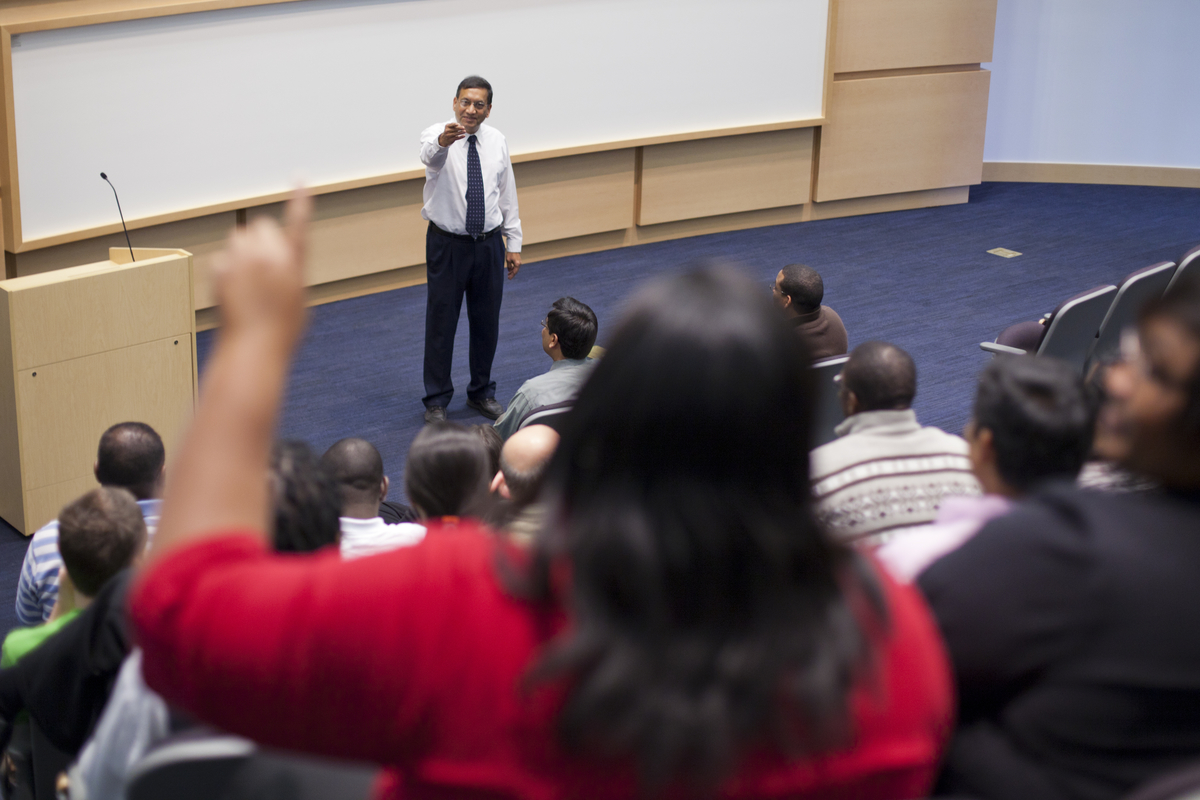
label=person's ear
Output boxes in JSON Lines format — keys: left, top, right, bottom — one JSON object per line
{"left": 380, "top": 475, "right": 390, "bottom": 502}
{"left": 93, "top": 460, "right": 100, "bottom": 483}
{"left": 782, "top": 294, "right": 792, "bottom": 310}
{"left": 548, "top": 333, "right": 560, "bottom": 351}
{"left": 489, "top": 471, "right": 510, "bottom": 499}
{"left": 841, "top": 389, "right": 860, "bottom": 417}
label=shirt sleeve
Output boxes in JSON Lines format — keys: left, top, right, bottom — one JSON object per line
{"left": 497, "top": 139, "right": 522, "bottom": 253}
{"left": 916, "top": 496, "right": 1096, "bottom": 721}
{"left": 128, "top": 528, "right": 525, "bottom": 766}
{"left": 14, "top": 541, "right": 43, "bottom": 627}
{"left": 493, "top": 387, "right": 532, "bottom": 440}
{"left": 420, "top": 124, "right": 449, "bottom": 171}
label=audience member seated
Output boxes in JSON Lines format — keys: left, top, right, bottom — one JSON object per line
{"left": 918, "top": 272, "right": 1200, "bottom": 800}
{"left": 1076, "top": 362, "right": 1158, "bottom": 493}
{"left": 3, "top": 488, "right": 146, "bottom": 669}
{"left": 772, "top": 263, "right": 849, "bottom": 359}
{"left": 0, "top": 439, "right": 344, "bottom": 769}
{"left": 493, "top": 297, "right": 597, "bottom": 439}
{"left": 811, "top": 341, "right": 980, "bottom": 543}
{"left": 321, "top": 437, "right": 426, "bottom": 560}
{"left": 878, "top": 355, "right": 1093, "bottom": 581}
{"left": 15, "top": 422, "right": 164, "bottom": 626}
{"left": 488, "top": 424, "right": 559, "bottom": 546}
{"left": 127, "top": 198, "right": 952, "bottom": 800}
{"left": 67, "top": 440, "right": 345, "bottom": 800}
{"left": 404, "top": 421, "right": 492, "bottom": 520}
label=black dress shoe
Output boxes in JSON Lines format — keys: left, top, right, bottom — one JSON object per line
{"left": 466, "top": 397, "right": 504, "bottom": 420}
{"left": 424, "top": 405, "right": 447, "bottom": 424}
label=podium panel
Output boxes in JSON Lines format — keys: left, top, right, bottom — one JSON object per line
{"left": 0, "top": 248, "right": 196, "bottom": 533}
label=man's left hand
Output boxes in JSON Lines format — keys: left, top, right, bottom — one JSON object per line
{"left": 505, "top": 252, "right": 521, "bottom": 279}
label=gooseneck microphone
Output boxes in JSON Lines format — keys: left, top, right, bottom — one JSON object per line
{"left": 99, "top": 172, "right": 135, "bottom": 262}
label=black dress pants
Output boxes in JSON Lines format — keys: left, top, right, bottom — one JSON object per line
{"left": 422, "top": 223, "right": 505, "bottom": 409}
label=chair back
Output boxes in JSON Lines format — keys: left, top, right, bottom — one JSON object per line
{"left": 1166, "top": 243, "right": 1200, "bottom": 295}
{"left": 1122, "top": 759, "right": 1200, "bottom": 800}
{"left": 1089, "top": 261, "right": 1177, "bottom": 366}
{"left": 126, "top": 733, "right": 255, "bottom": 800}
{"left": 810, "top": 355, "right": 849, "bottom": 450}
{"left": 1036, "top": 284, "right": 1117, "bottom": 370}
{"left": 518, "top": 400, "right": 574, "bottom": 433}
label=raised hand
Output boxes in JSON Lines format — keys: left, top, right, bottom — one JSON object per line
{"left": 211, "top": 190, "right": 311, "bottom": 350}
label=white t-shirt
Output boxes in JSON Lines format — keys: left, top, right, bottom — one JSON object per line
{"left": 339, "top": 516, "right": 426, "bottom": 560}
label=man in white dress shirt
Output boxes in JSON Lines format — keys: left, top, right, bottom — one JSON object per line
{"left": 419, "top": 75, "right": 523, "bottom": 424}
{"left": 321, "top": 438, "right": 425, "bottom": 560}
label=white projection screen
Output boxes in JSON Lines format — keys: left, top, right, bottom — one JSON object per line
{"left": 10, "top": 0, "right": 830, "bottom": 243}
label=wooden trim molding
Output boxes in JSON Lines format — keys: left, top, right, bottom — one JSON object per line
{"left": 982, "top": 162, "right": 1200, "bottom": 189}
{"left": 835, "top": 64, "right": 981, "bottom": 81}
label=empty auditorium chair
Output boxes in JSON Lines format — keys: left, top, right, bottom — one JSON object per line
{"left": 1121, "top": 760, "right": 1200, "bottom": 800}
{"left": 1166, "top": 243, "right": 1200, "bottom": 294}
{"left": 1088, "top": 261, "right": 1177, "bottom": 367}
{"left": 126, "top": 733, "right": 255, "bottom": 800}
{"left": 981, "top": 284, "right": 1117, "bottom": 372}
{"left": 811, "top": 355, "right": 849, "bottom": 449}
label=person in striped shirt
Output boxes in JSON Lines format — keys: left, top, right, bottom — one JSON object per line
{"left": 14, "top": 422, "right": 164, "bottom": 626}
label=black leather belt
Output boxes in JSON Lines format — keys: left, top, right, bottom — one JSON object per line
{"left": 428, "top": 222, "right": 501, "bottom": 242}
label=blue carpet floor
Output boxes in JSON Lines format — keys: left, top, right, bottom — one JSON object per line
{"left": 0, "top": 180, "right": 1196, "bottom": 635}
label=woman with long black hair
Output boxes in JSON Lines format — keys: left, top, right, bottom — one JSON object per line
{"left": 130, "top": 195, "right": 952, "bottom": 799}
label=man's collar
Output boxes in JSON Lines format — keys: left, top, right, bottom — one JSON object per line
{"left": 833, "top": 408, "right": 921, "bottom": 438}
{"left": 791, "top": 307, "right": 821, "bottom": 325}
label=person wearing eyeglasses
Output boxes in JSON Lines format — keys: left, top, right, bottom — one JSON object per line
{"left": 492, "top": 297, "right": 598, "bottom": 440}
{"left": 419, "top": 75, "right": 523, "bottom": 425}
{"left": 771, "top": 263, "right": 848, "bottom": 360}
{"left": 918, "top": 273, "right": 1200, "bottom": 800}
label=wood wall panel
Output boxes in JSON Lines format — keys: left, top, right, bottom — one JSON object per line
{"left": 834, "top": 0, "right": 996, "bottom": 73}
{"left": 7, "top": 253, "right": 192, "bottom": 370}
{"left": 16, "top": 334, "right": 193, "bottom": 506}
{"left": 9, "top": 211, "right": 233, "bottom": 309}
{"left": 514, "top": 149, "right": 635, "bottom": 245}
{"left": 639, "top": 129, "right": 813, "bottom": 227}
{"left": 814, "top": 70, "right": 990, "bottom": 202}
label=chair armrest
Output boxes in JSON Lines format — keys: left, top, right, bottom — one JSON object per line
{"left": 980, "top": 341, "right": 1028, "bottom": 355}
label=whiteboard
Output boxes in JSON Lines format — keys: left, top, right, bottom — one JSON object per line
{"left": 11, "top": 0, "right": 829, "bottom": 243}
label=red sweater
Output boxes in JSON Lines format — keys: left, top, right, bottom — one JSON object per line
{"left": 130, "top": 521, "right": 952, "bottom": 800}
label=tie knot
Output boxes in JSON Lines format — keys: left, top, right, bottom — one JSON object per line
{"left": 468, "top": 134, "right": 477, "bottom": 144}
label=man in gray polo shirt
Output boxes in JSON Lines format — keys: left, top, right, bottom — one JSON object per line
{"left": 494, "top": 297, "right": 598, "bottom": 440}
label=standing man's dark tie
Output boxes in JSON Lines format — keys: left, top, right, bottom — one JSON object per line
{"left": 465, "top": 134, "right": 484, "bottom": 236}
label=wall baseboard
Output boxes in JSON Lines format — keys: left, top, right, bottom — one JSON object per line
{"left": 983, "top": 162, "right": 1200, "bottom": 189}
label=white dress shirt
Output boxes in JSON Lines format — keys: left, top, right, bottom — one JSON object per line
{"left": 420, "top": 120, "right": 522, "bottom": 252}
{"left": 339, "top": 516, "right": 426, "bottom": 560}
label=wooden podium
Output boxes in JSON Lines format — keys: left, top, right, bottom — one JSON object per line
{"left": 0, "top": 248, "right": 197, "bottom": 534}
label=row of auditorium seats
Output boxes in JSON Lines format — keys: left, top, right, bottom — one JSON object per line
{"left": 980, "top": 242, "right": 1200, "bottom": 371}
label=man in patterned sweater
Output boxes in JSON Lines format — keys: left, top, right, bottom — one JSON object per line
{"left": 811, "top": 341, "right": 980, "bottom": 545}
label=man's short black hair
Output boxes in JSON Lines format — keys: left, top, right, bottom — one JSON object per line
{"left": 546, "top": 297, "right": 598, "bottom": 360}
{"left": 778, "top": 264, "right": 824, "bottom": 314}
{"left": 457, "top": 75, "right": 493, "bottom": 105}
{"left": 973, "top": 355, "right": 1094, "bottom": 492}
{"left": 57, "top": 487, "right": 146, "bottom": 598}
{"left": 842, "top": 341, "right": 917, "bottom": 411}
{"left": 95, "top": 422, "right": 165, "bottom": 501}
{"left": 499, "top": 452, "right": 549, "bottom": 508}
{"left": 321, "top": 437, "right": 384, "bottom": 501}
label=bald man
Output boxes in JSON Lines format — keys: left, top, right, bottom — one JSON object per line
{"left": 810, "top": 341, "right": 980, "bottom": 544}
{"left": 489, "top": 425, "right": 559, "bottom": 545}
{"left": 321, "top": 438, "right": 426, "bottom": 559}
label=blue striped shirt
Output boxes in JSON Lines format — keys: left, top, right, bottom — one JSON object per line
{"left": 14, "top": 499, "right": 161, "bottom": 626}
